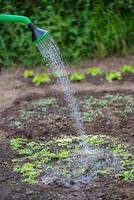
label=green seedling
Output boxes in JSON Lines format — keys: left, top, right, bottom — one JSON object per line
{"left": 20, "top": 163, "right": 39, "bottom": 184}
{"left": 33, "top": 98, "right": 56, "bottom": 107}
{"left": 88, "top": 135, "right": 109, "bottom": 146}
{"left": 58, "top": 150, "right": 70, "bottom": 160}
{"left": 122, "top": 65, "right": 134, "bottom": 74}
{"left": 10, "top": 135, "right": 134, "bottom": 185}
{"left": 26, "top": 188, "right": 34, "bottom": 195}
{"left": 98, "top": 169, "right": 110, "bottom": 176}
{"left": 88, "top": 67, "right": 101, "bottom": 76}
{"left": 75, "top": 166, "right": 86, "bottom": 176}
{"left": 12, "top": 120, "right": 22, "bottom": 129}
{"left": 121, "top": 170, "right": 134, "bottom": 181}
{"left": 10, "top": 138, "right": 27, "bottom": 151}
{"left": 20, "top": 163, "right": 34, "bottom": 174}
{"left": 32, "top": 74, "right": 50, "bottom": 86}
{"left": 105, "top": 71, "right": 122, "bottom": 82}
{"left": 70, "top": 72, "right": 85, "bottom": 82}
{"left": 18, "top": 148, "right": 32, "bottom": 155}
{"left": 23, "top": 70, "right": 34, "bottom": 78}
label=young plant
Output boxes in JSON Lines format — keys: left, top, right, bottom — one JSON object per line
{"left": 122, "top": 65, "right": 134, "bottom": 74}
{"left": 23, "top": 70, "right": 34, "bottom": 78}
{"left": 70, "top": 72, "right": 85, "bottom": 82}
{"left": 105, "top": 71, "right": 122, "bottom": 82}
{"left": 88, "top": 67, "right": 101, "bottom": 76}
{"left": 58, "top": 150, "right": 70, "bottom": 160}
{"left": 32, "top": 74, "right": 50, "bottom": 86}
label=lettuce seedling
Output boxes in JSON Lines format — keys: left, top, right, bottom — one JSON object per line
{"left": 32, "top": 74, "right": 50, "bottom": 86}
{"left": 23, "top": 70, "right": 34, "bottom": 78}
{"left": 105, "top": 72, "right": 122, "bottom": 82}
{"left": 88, "top": 67, "right": 101, "bottom": 76}
{"left": 122, "top": 65, "right": 134, "bottom": 74}
{"left": 70, "top": 72, "right": 85, "bottom": 82}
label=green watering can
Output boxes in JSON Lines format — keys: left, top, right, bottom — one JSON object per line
{"left": 0, "top": 14, "right": 48, "bottom": 45}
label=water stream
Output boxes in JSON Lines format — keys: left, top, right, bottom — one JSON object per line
{"left": 35, "top": 34, "right": 121, "bottom": 186}
{"left": 36, "top": 34, "right": 87, "bottom": 145}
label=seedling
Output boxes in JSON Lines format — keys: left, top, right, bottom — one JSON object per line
{"left": 70, "top": 72, "right": 85, "bottom": 82}
{"left": 10, "top": 135, "right": 134, "bottom": 185}
{"left": 105, "top": 71, "right": 122, "bottom": 82}
{"left": 20, "top": 163, "right": 39, "bottom": 184}
{"left": 58, "top": 150, "right": 70, "bottom": 160}
{"left": 88, "top": 67, "right": 101, "bottom": 76}
{"left": 122, "top": 65, "right": 134, "bottom": 74}
{"left": 10, "top": 138, "right": 27, "bottom": 151}
{"left": 32, "top": 74, "right": 50, "bottom": 86}
{"left": 23, "top": 70, "right": 34, "bottom": 78}
{"left": 33, "top": 98, "right": 57, "bottom": 107}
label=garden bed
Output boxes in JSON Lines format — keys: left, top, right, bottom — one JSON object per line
{"left": 0, "top": 61, "right": 134, "bottom": 199}
{"left": 0, "top": 90, "right": 134, "bottom": 199}
{"left": 0, "top": 91, "right": 134, "bottom": 143}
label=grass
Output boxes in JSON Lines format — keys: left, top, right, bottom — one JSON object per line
{"left": 10, "top": 135, "right": 134, "bottom": 185}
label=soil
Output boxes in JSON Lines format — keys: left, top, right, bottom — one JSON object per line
{"left": 0, "top": 56, "right": 134, "bottom": 200}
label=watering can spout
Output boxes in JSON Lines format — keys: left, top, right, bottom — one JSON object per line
{"left": 28, "top": 23, "right": 48, "bottom": 45}
{"left": 0, "top": 14, "right": 48, "bottom": 45}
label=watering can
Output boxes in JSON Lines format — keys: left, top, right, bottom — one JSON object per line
{"left": 0, "top": 14, "right": 48, "bottom": 45}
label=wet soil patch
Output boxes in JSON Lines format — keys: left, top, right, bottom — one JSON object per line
{"left": 0, "top": 139, "right": 133, "bottom": 200}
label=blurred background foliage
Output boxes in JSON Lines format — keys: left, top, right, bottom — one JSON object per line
{"left": 0, "top": 0, "right": 134, "bottom": 68}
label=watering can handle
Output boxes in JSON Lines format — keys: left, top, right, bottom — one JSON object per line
{"left": 0, "top": 14, "right": 32, "bottom": 25}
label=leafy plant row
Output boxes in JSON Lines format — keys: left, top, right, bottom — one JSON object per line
{"left": 23, "top": 65, "right": 134, "bottom": 85}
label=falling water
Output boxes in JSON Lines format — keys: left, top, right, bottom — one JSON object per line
{"left": 33, "top": 34, "right": 122, "bottom": 187}
{"left": 36, "top": 34, "right": 87, "bottom": 142}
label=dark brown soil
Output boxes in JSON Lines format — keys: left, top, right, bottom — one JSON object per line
{"left": 0, "top": 90, "right": 134, "bottom": 199}
{"left": 0, "top": 90, "right": 134, "bottom": 144}
{"left": 0, "top": 56, "right": 134, "bottom": 200}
